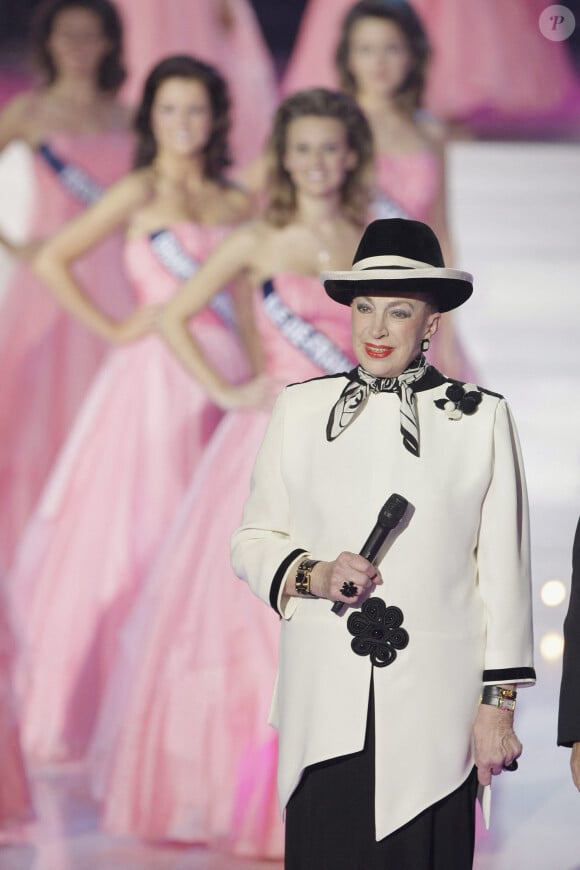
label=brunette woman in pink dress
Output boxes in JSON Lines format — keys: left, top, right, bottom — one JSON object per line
{"left": 115, "top": 0, "right": 278, "bottom": 166}
{"left": 335, "top": 0, "right": 475, "bottom": 380}
{"left": 0, "top": 0, "right": 133, "bottom": 572}
{"left": 284, "top": 0, "right": 578, "bottom": 123}
{"left": 9, "top": 55, "right": 262, "bottom": 766}
{"left": 92, "top": 88, "right": 372, "bottom": 859}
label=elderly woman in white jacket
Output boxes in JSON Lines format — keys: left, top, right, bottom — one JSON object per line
{"left": 231, "top": 218, "right": 535, "bottom": 870}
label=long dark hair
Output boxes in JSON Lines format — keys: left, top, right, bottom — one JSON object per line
{"left": 32, "top": 0, "right": 126, "bottom": 93}
{"left": 335, "top": 0, "right": 431, "bottom": 113}
{"left": 133, "top": 55, "right": 232, "bottom": 177}
{"left": 265, "top": 88, "right": 373, "bottom": 228}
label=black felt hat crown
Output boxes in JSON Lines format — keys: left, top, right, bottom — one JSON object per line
{"left": 322, "top": 219, "right": 473, "bottom": 313}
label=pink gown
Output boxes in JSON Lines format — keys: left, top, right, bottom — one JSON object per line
{"left": 94, "top": 273, "right": 355, "bottom": 858}
{"left": 9, "top": 222, "right": 249, "bottom": 764}
{"left": 0, "top": 132, "right": 133, "bottom": 573}
{"left": 412, "top": 0, "right": 579, "bottom": 119}
{"left": 283, "top": 0, "right": 578, "bottom": 119}
{"left": 115, "top": 0, "right": 278, "bottom": 166}
{"left": 375, "top": 150, "right": 439, "bottom": 225}
{"left": 0, "top": 584, "right": 33, "bottom": 840}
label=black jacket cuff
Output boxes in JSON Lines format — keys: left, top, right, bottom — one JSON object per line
{"left": 269, "top": 548, "right": 308, "bottom": 615}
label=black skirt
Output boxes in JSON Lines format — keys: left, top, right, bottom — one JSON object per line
{"left": 285, "top": 683, "right": 478, "bottom": 870}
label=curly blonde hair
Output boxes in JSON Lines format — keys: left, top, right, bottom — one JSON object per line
{"left": 265, "top": 88, "right": 373, "bottom": 228}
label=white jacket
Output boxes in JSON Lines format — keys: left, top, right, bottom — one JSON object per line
{"left": 231, "top": 369, "right": 535, "bottom": 840}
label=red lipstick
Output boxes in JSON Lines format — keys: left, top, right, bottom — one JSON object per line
{"left": 365, "top": 343, "right": 394, "bottom": 359}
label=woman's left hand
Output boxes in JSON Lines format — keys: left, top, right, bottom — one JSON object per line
{"left": 472, "top": 703, "right": 522, "bottom": 786}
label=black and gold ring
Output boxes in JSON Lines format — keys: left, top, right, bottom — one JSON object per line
{"left": 341, "top": 581, "right": 358, "bottom": 598}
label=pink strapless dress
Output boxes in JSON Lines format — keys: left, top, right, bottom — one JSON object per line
{"left": 375, "top": 149, "right": 440, "bottom": 224}
{"left": 0, "top": 584, "right": 33, "bottom": 839}
{"left": 9, "top": 222, "right": 249, "bottom": 764}
{"left": 412, "top": 0, "right": 579, "bottom": 119}
{"left": 93, "top": 273, "right": 355, "bottom": 858}
{"left": 0, "top": 131, "right": 133, "bottom": 573}
{"left": 115, "top": 0, "right": 278, "bottom": 166}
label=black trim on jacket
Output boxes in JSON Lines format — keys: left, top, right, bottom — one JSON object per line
{"left": 270, "top": 548, "right": 308, "bottom": 614}
{"left": 482, "top": 667, "right": 536, "bottom": 684}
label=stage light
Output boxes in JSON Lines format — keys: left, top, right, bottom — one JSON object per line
{"left": 539, "top": 631, "right": 564, "bottom": 662}
{"left": 540, "top": 579, "right": 567, "bottom": 607}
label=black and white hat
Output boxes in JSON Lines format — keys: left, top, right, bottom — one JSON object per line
{"left": 322, "top": 219, "right": 473, "bottom": 313}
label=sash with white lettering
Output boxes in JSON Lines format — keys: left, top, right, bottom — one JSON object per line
{"left": 149, "top": 229, "right": 236, "bottom": 327}
{"left": 37, "top": 142, "right": 104, "bottom": 206}
{"left": 261, "top": 279, "right": 351, "bottom": 375}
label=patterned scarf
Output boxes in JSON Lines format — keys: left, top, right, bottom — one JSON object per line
{"left": 326, "top": 355, "right": 429, "bottom": 456}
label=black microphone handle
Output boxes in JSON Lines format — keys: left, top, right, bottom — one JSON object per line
{"left": 331, "top": 522, "right": 392, "bottom": 616}
{"left": 330, "top": 493, "right": 408, "bottom": 617}
{"left": 359, "top": 523, "right": 392, "bottom": 564}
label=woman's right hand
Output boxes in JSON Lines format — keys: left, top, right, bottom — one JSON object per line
{"left": 311, "top": 553, "right": 382, "bottom": 607}
{"left": 216, "top": 375, "right": 277, "bottom": 411}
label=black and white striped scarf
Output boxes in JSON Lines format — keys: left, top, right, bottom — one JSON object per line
{"left": 326, "top": 355, "right": 429, "bottom": 456}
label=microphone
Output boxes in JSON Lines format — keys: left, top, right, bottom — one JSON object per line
{"left": 331, "top": 493, "right": 408, "bottom": 616}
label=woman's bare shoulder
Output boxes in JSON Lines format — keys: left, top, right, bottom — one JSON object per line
{"left": 95, "top": 167, "right": 155, "bottom": 220}
{"left": 0, "top": 90, "right": 44, "bottom": 144}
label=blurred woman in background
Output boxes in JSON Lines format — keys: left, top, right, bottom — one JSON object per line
{"left": 283, "top": 0, "right": 578, "bottom": 124}
{"left": 91, "top": 87, "right": 372, "bottom": 860}
{"left": 0, "top": 0, "right": 133, "bottom": 572}
{"left": 10, "top": 54, "right": 258, "bottom": 765}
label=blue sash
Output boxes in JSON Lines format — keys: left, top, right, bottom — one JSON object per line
{"left": 261, "top": 279, "right": 351, "bottom": 375}
{"left": 149, "top": 229, "right": 236, "bottom": 327}
{"left": 37, "top": 142, "right": 104, "bottom": 205}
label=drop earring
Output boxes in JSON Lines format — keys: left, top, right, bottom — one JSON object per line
{"left": 421, "top": 338, "right": 430, "bottom": 352}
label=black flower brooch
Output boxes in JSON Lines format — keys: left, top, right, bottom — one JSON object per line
{"left": 434, "top": 382, "right": 482, "bottom": 421}
{"left": 346, "top": 597, "right": 409, "bottom": 668}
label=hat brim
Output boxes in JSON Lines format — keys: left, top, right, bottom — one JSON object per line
{"left": 322, "top": 267, "right": 473, "bottom": 313}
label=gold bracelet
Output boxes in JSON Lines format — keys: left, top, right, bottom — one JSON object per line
{"left": 481, "top": 685, "right": 517, "bottom": 712}
{"left": 295, "top": 558, "right": 320, "bottom": 597}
